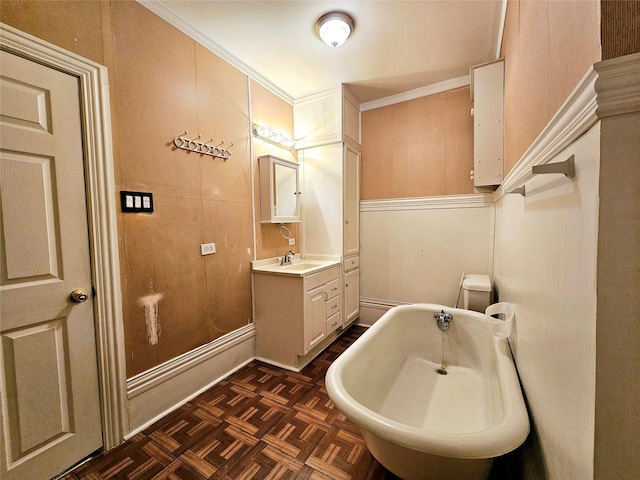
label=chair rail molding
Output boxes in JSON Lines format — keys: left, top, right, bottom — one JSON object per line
{"left": 498, "top": 52, "right": 640, "bottom": 200}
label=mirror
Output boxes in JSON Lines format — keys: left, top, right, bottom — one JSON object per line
{"left": 258, "top": 155, "right": 300, "bottom": 223}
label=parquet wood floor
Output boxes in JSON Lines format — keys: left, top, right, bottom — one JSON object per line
{"left": 63, "top": 326, "right": 396, "bottom": 480}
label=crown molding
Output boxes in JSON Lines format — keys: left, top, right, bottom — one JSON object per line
{"left": 360, "top": 75, "right": 470, "bottom": 112}
{"left": 137, "top": 0, "right": 294, "bottom": 105}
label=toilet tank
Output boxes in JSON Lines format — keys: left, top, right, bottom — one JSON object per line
{"left": 462, "top": 274, "right": 492, "bottom": 312}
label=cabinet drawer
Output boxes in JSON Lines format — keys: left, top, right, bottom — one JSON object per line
{"left": 344, "top": 256, "right": 359, "bottom": 271}
{"left": 326, "top": 294, "right": 341, "bottom": 317}
{"left": 327, "top": 312, "right": 341, "bottom": 334}
{"left": 325, "top": 279, "right": 340, "bottom": 299}
{"left": 305, "top": 265, "right": 340, "bottom": 291}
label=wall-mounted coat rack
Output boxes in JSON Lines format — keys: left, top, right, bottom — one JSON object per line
{"left": 173, "top": 131, "right": 233, "bottom": 160}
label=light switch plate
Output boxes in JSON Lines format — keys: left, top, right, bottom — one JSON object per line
{"left": 121, "top": 190, "right": 153, "bottom": 213}
{"left": 288, "top": 238, "right": 296, "bottom": 246}
{"left": 201, "top": 243, "right": 216, "bottom": 255}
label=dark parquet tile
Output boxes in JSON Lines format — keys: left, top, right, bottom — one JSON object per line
{"left": 306, "top": 427, "right": 374, "bottom": 480}
{"left": 225, "top": 395, "right": 289, "bottom": 437}
{"left": 294, "top": 384, "right": 342, "bottom": 425}
{"left": 262, "top": 409, "right": 331, "bottom": 461}
{"left": 72, "top": 326, "right": 388, "bottom": 480}
{"left": 74, "top": 433, "right": 175, "bottom": 479}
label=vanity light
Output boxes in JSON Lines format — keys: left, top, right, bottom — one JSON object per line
{"left": 252, "top": 123, "right": 295, "bottom": 149}
{"left": 315, "top": 11, "right": 355, "bottom": 48}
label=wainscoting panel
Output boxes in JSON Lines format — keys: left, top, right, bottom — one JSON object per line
{"left": 360, "top": 195, "right": 494, "bottom": 310}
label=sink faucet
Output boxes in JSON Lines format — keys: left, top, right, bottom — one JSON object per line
{"left": 434, "top": 310, "right": 453, "bottom": 331}
{"left": 280, "top": 250, "right": 295, "bottom": 265}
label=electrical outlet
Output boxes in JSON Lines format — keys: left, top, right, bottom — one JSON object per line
{"left": 201, "top": 243, "right": 216, "bottom": 255}
{"left": 288, "top": 238, "right": 296, "bottom": 246}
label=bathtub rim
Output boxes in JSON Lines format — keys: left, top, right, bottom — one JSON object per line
{"left": 326, "top": 303, "right": 530, "bottom": 460}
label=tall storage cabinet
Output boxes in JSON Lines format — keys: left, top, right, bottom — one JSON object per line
{"left": 295, "top": 86, "right": 361, "bottom": 328}
{"left": 470, "top": 59, "right": 504, "bottom": 188}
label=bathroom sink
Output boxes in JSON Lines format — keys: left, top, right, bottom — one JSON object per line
{"left": 280, "top": 262, "right": 323, "bottom": 272}
{"left": 251, "top": 258, "right": 340, "bottom": 276}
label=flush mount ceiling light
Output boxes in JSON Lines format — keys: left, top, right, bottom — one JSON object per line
{"left": 315, "top": 11, "right": 355, "bottom": 48}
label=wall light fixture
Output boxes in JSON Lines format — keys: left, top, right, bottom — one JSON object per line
{"left": 315, "top": 11, "right": 355, "bottom": 48}
{"left": 252, "top": 123, "right": 295, "bottom": 150}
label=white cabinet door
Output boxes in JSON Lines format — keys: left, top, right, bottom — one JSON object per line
{"left": 472, "top": 59, "right": 504, "bottom": 187}
{"left": 344, "top": 268, "right": 360, "bottom": 324}
{"left": 304, "top": 285, "right": 327, "bottom": 353}
{"left": 344, "top": 144, "right": 360, "bottom": 257}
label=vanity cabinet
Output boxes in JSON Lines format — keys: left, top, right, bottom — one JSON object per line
{"left": 253, "top": 265, "right": 341, "bottom": 371}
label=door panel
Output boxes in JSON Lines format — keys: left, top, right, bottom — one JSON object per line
{"left": 1, "top": 50, "right": 102, "bottom": 480}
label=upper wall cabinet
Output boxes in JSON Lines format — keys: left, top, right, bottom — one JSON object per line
{"left": 470, "top": 59, "right": 504, "bottom": 188}
{"left": 258, "top": 155, "right": 301, "bottom": 223}
{"left": 294, "top": 86, "right": 361, "bottom": 149}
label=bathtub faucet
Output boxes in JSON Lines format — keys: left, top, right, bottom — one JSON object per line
{"left": 434, "top": 310, "right": 453, "bottom": 331}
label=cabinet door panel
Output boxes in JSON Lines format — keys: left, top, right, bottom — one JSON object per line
{"left": 344, "top": 145, "right": 360, "bottom": 257}
{"left": 345, "top": 268, "right": 360, "bottom": 323}
{"left": 304, "top": 285, "right": 326, "bottom": 354}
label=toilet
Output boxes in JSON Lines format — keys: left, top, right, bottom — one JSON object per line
{"left": 462, "top": 274, "right": 492, "bottom": 312}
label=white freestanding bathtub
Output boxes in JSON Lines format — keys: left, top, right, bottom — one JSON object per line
{"left": 325, "top": 304, "right": 529, "bottom": 480}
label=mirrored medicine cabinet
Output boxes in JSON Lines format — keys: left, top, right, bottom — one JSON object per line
{"left": 258, "top": 155, "right": 301, "bottom": 223}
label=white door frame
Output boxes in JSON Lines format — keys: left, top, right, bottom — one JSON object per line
{"left": 0, "top": 23, "right": 129, "bottom": 450}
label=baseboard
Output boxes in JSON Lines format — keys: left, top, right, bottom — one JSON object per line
{"left": 126, "top": 324, "right": 255, "bottom": 434}
{"left": 358, "top": 297, "right": 409, "bottom": 327}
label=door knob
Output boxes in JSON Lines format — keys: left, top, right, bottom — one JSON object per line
{"left": 69, "top": 289, "right": 89, "bottom": 303}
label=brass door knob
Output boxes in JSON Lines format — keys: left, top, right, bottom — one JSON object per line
{"left": 69, "top": 289, "right": 89, "bottom": 303}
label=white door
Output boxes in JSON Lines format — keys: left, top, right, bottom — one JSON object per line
{"left": 0, "top": 50, "right": 102, "bottom": 480}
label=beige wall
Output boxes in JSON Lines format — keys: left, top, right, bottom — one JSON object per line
{"left": 0, "top": 0, "right": 293, "bottom": 377}
{"left": 501, "top": 0, "right": 601, "bottom": 174}
{"left": 361, "top": 87, "right": 474, "bottom": 200}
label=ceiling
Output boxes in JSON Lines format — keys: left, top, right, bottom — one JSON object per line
{"left": 148, "top": 0, "right": 505, "bottom": 104}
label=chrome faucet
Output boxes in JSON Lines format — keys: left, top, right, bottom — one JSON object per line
{"left": 280, "top": 250, "right": 295, "bottom": 265}
{"left": 434, "top": 310, "right": 453, "bottom": 331}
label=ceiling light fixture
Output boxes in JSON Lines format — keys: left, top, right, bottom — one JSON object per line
{"left": 315, "top": 12, "right": 355, "bottom": 48}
